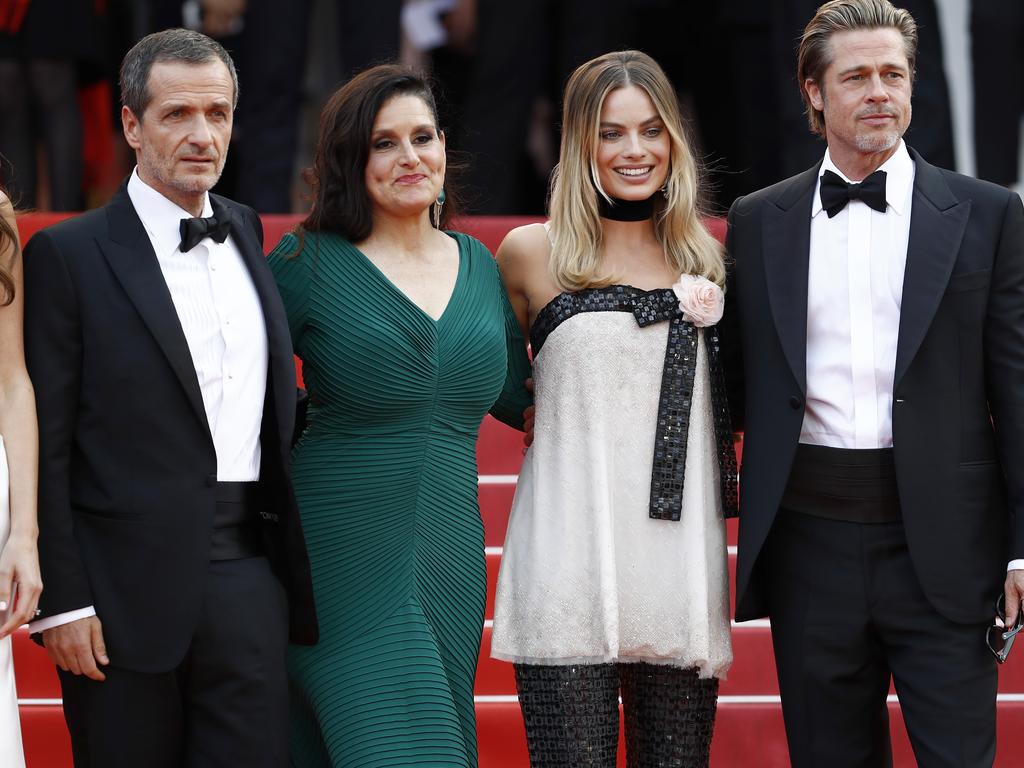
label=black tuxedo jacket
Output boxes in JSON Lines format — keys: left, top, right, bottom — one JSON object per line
{"left": 724, "top": 148, "right": 1024, "bottom": 625}
{"left": 23, "top": 184, "right": 318, "bottom": 672}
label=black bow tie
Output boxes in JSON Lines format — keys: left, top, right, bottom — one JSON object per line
{"left": 819, "top": 169, "right": 888, "bottom": 218}
{"left": 179, "top": 214, "right": 231, "bottom": 252}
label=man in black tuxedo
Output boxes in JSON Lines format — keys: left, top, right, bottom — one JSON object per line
{"left": 22, "top": 29, "right": 317, "bottom": 767}
{"left": 724, "top": 1, "right": 1024, "bottom": 765}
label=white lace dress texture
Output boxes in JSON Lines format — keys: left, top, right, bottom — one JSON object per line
{"left": 0, "top": 437, "right": 27, "bottom": 766}
{"left": 491, "top": 310, "right": 732, "bottom": 679}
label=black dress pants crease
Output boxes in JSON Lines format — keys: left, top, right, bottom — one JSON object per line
{"left": 765, "top": 510, "right": 997, "bottom": 768}
{"left": 58, "top": 556, "right": 289, "bottom": 768}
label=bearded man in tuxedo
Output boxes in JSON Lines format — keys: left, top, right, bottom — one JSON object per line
{"left": 724, "top": 1, "right": 1024, "bottom": 765}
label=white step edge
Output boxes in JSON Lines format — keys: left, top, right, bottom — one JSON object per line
{"left": 471, "top": 693, "right": 1024, "bottom": 705}
{"left": 479, "top": 475, "right": 518, "bottom": 484}
{"left": 481, "top": 618, "right": 772, "bottom": 630}
{"left": 484, "top": 546, "right": 739, "bottom": 557}
{"left": 20, "top": 693, "right": 1024, "bottom": 707}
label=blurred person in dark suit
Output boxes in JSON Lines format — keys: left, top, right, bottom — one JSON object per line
{"left": 0, "top": 0, "right": 104, "bottom": 210}
{"left": 230, "top": 0, "right": 402, "bottom": 212}
{"left": 971, "top": 0, "right": 1024, "bottom": 187}
{"left": 434, "top": 0, "right": 633, "bottom": 214}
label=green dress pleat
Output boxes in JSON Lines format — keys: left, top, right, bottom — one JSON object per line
{"left": 268, "top": 230, "right": 530, "bottom": 768}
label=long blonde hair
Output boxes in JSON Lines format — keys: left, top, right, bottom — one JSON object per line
{"left": 548, "top": 50, "right": 723, "bottom": 291}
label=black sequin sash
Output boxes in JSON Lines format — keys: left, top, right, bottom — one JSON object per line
{"left": 531, "top": 285, "right": 738, "bottom": 521}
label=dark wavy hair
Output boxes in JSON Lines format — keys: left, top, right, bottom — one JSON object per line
{"left": 300, "top": 64, "right": 457, "bottom": 241}
{"left": 1, "top": 197, "right": 17, "bottom": 306}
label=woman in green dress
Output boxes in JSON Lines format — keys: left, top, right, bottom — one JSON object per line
{"left": 268, "top": 65, "right": 531, "bottom": 767}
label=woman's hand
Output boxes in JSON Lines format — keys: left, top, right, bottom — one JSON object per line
{"left": 0, "top": 532, "right": 42, "bottom": 637}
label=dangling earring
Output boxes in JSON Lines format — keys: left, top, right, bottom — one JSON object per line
{"left": 660, "top": 181, "right": 669, "bottom": 199}
{"left": 432, "top": 188, "right": 447, "bottom": 228}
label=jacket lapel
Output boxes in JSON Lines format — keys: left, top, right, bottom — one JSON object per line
{"left": 894, "top": 150, "right": 971, "bottom": 386}
{"left": 100, "top": 185, "right": 212, "bottom": 439}
{"left": 762, "top": 165, "right": 820, "bottom": 394}
{"left": 212, "top": 196, "right": 296, "bottom": 451}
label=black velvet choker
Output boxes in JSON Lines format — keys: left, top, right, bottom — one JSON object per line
{"left": 598, "top": 194, "right": 656, "bottom": 222}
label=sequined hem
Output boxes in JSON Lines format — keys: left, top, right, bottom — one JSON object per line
{"left": 530, "top": 284, "right": 738, "bottom": 520}
{"left": 492, "top": 651, "right": 731, "bottom": 680}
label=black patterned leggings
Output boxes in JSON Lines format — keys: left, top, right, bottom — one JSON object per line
{"left": 512, "top": 662, "right": 719, "bottom": 768}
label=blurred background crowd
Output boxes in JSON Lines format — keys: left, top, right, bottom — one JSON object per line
{"left": 1, "top": 0, "right": 1021, "bottom": 216}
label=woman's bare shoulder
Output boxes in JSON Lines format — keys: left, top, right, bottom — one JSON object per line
{"left": 497, "top": 222, "right": 551, "bottom": 268}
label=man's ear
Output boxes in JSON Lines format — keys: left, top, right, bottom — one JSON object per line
{"left": 805, "top": 79, "right": 825, "bottom": 112}
{"left": 122, "top": 105, "right": 142, "bottom": 151}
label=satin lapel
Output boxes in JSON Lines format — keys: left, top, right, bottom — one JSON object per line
{"left": 100, "top": 186, "right": 212, "bottom": 439}
{"left": 894, "top": 152, "right": 971, "bottom": 387}
{"left": 213, "top": 197, "right": 296, "bottom": 448}
{"left": 762, "top": 166, "right": 819, "bottom": 394}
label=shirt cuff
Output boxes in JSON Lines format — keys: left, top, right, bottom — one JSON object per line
{"left": 1008, "top": 560, "right": 1024, "bottom": 572}
{"left": 28, "top": 606, "right": 97, "bottom": 634}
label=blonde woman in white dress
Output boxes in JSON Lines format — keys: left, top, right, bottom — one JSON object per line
{"left": 0, "top": 190, "right": 42, "bottom": 766}
{"left": 492, "top": 51, "right": 737, "bottom": 768}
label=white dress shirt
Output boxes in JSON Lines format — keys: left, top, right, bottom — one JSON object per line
{"left": 31, "top": 169, "right": 270, "bottom": 632}
{"left": 802, "top": 140, "right": 914, "bottom": 450}
{"left": 800, "top": 142, "right": 1022, "bottom": 574}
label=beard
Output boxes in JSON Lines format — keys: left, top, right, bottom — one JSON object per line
{"left": 139, "top": 144, "right": 225, "bottom": 200}
{"left": 852, "top": 104, "right": 909, "bottom": 154}
{"left": 855, "top": 129, "right": 902, "bottom": 154}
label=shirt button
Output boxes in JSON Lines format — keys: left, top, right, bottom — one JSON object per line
{"left": 789, "top": 395, "right": 803, "bottom": 410}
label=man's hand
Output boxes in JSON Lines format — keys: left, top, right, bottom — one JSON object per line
{"left": 1005, "top": 570, "right": 1024, "bottom": 629}
{"left": 522, "top": 378, "right": 535, "bottom": 448}
{"left": 42, "top": 616, "right": 109, "bottom": 681}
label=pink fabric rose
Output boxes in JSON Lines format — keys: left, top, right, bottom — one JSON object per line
{"left": 672, "top": 274, "right": 724, "bottom": 327}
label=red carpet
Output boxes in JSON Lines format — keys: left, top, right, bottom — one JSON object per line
{"left": 12, "top": 214, "right": 1024, "bottom": 766}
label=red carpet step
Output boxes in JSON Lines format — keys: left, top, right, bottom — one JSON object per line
{"left": 475, "top": 699, "right": 1024, "bottom": 768}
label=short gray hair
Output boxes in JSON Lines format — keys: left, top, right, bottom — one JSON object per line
{"left": 119, "top": 28, "right": 239, "bottom": 120}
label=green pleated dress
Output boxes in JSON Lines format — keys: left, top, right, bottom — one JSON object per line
{"left": 268, "top": 230, "right": 530, "bottom": 768}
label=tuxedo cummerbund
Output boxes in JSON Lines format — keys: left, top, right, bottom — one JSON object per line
{"left": 780, "top": 444, "right": 901, "bottom": 524}
{"left": 211, "top": 481, "right": 262, "bottom": 560}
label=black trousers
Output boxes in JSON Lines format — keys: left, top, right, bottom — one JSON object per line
{"left": 764, "top": 511, "right": 997, "bottom": 768}
{"left": 58, "top": 556, "right": 289, "bottom": 768}
{"left": 513, "top": 662, "right": 719, "bottom": 768}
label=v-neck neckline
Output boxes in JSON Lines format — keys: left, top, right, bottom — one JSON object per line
{"left": 349, "top": 231, "right": 465, "bottom": 325}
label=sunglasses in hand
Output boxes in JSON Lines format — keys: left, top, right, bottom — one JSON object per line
{"left": 987, "top": 593, "right": 1024, "bottom": 664}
